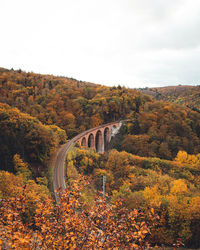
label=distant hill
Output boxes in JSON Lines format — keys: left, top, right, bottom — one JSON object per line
{"left": 139, "top": 85, "right": 200, "bottom": 112}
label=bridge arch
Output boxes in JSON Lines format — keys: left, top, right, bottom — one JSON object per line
{"left": 95, "top": 130, "right": 103, "bottom": 152}
{"left": 104, "top": 127, "right": 110, "bottom": 151}
{"left": 81, "top": 137, "right": 86, "bottom": 147}
{"left": 88, "top": 133, "right": 95, "bottom": 148}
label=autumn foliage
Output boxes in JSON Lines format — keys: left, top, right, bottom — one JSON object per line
{"left": 0, "top": 103, "right": 67, "bottom": 172}
{"left": 114, "top": 102, "right": 200, "bottom": 160}
{"left": 1, "top": 68, "right": 200, "bottom": 248}
{"left": 1, "top": 68, "right": 200, "bottom": 162}
{"left": 0, "top": 174, "right": 159, "bottom": 249}
{"left": 67, "top": 147, "right": 200, "bottom": 248}
{"left": 140, "top": 85, "right": 200, "bottom": 113}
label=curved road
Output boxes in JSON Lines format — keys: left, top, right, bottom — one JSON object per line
{"left": 53, "top": 139, "right": 76, "bottom": 203}
{"left": 53, "top": 120, "right": 128, "bottom": 203}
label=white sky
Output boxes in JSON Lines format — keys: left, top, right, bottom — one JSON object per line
{"left": 1, "top": 0, "right": 200, "bottom": 88}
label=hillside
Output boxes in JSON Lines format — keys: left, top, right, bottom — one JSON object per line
{"left": 139, "top": 85, "right": 200, "bottom": 112}
{"left": 0, "top": 67, "right": 141, "bottom": 137}
{"left": 112, "top": 101, "right": 200, "bottom": 160}
{"left": 1, "top": 68, "right": 200, "bottom": 248}
{"left": 0, "top": 103, "right": 66, "bottom": 172}
{"left": 1, "top": 68, "right": 200, "bottom": 164}
{"left": 66, "top": 147, "right": 200, "bottom": 248}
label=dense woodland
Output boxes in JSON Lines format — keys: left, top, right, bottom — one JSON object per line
{"left": 0, "top": 103, "right": 66, "bottom": 172}
{"left": 66, "top": 147, "right": 200, "bottom": 248}
{"left": 0, "top": 68, "right": 200, "bottom": 248}
{"left": 0, "top": 67, "right": 144, "bottom": 137}
{"left": 1, "top": 68, "right": 200, "bottom": 164}
{"left": 113, "top": 102, "right": 200, "bottom": 160}
{"left": 0, "top": 165, "right": 158, "bottom": 249}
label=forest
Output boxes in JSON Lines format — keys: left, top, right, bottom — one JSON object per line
{"left": 66, "top": 147, "right": 200, "bottom": 247}
{"left": 0, "top": 68, "right": 200, "bottom": 248}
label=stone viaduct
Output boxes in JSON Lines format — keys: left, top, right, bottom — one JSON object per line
{"left": 53, "top": 119, "right": 129, "bottom": 203}
{"left": 75, "top": 120, "right": 124, "bottom": 153}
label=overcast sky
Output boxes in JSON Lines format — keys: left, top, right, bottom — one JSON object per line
{"left": 1, "top": 0, "right": 200, "bottom": 88}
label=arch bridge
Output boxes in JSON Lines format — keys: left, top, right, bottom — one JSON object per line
{"left": 53, "top": 119, "right": 129, "bottom": 203}
{"left": 76, "top": 120, "right": 124, "bottom": 152}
